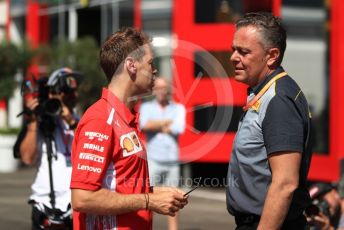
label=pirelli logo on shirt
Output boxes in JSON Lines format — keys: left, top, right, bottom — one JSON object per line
{"left": 120, "top": 131, "right": 143, "bottom": 157}
{"left": 79, "top": 152, "right": 105, "bottom": 163}
{"left": 85, "top": 131, "right": 109, "bottom": 142}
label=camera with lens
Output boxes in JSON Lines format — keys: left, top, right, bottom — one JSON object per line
{"left": 35, "top": 77, "right": 62, "bottom": 115}
{"left": 305, "top": 182, "right": 342, "bottom": 228}
{"left": 36, "top": 76, "right": 64, "bottom": 135}
{"left": 20, "top": 68, "right": 82, "bottom": 134}
{"left": 305, "top": 183, "right": 333, "bottom": 218}
{"left": 18, "top": 76, "right": 61, "bottom": 137}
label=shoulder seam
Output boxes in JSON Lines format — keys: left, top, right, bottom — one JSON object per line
{"left": 106, "top": 108, "right": 115, "bottom": 125}
{"left": 294, "top": 90, "right": 302, "bottom": 101}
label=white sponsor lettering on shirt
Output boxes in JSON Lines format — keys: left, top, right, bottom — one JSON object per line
{"left": 83, "top": 143, "right": 104, "bottom": 153}
{"left": 85, "top": 131, "right": 109, "bottom": 141}
{"left": 77, "top": 163, "right": 102, "bottom": 173}
{"left": 79, "top": 152, "right": 105, "bottom": 163}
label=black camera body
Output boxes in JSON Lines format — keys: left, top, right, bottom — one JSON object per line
{"left": 306, "top": 197, "right": 331, "bottom": 218}
{"left": 20, "top": 76, "right": 62, "bottom": 118}
{"left": 13, "top": 77, "right": 62, "bottom": 159}
{"left": 305, "top": 182, "right": 333, "bottom": 217}
{"left": 36, "top": 77, "right": 62, "bottom": 116}
{"left": 36, "top": 77, "right": 62, "bottom": 135}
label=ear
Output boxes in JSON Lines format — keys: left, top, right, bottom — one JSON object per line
{"left": 125, "top": 57, "right": 137, "bottom": 75}
{"left": 266, "top": 48, "right": 280, "bottom": 67}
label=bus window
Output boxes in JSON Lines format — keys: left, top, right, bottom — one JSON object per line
{"left": 194, "top": 51, "right": 234, "bottom": 78}
{"left": 195, "top": 0, "right": 272, "bottom": 24}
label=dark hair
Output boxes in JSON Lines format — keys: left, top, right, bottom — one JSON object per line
{"left": 236, "top": 12, "right": 287, "bottom": 66}
{"left": 100, "top": 27, "right": 152, "bottom": 83}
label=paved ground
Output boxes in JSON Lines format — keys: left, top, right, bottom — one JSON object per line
{"left": 0, "top": 166, "right": 235, "bottom": 230}
{"left": 0, "top": 166, "right": 34, "bottom": 229}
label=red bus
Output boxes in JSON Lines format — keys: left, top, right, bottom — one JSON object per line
{"left": 169, "top": 0, "right": 344, "bottom": 182}
{"left": 12, "top": 0, "right": 344, "bottom": 182}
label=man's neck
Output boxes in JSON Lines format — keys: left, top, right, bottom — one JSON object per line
{"left": 158, "top": 99, "right": 169, "bottom": 107}
{"left": 108, "top": 75, "right": 134, "bottom": 109}
{"left": 250, "top": 68, "right": 275, "bottom": 88}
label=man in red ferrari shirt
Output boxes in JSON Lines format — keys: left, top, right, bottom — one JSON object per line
{"left": 70, "top": 27, "right": 188, "bottom": 230}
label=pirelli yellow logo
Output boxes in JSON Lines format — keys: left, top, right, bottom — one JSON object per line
{"left": 251, "top": 100, "right": 261, "bottom": 112}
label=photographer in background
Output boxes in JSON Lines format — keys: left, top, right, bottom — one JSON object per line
{"left": 306, "top": 183, "right": 342, "bottom": 230}
{"left": 19, "top": 67, "right": 82, "bottom": 230}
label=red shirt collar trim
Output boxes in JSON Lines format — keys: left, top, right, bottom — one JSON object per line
{"left": 101, "top": 88, "right": 137, "bottom": 125}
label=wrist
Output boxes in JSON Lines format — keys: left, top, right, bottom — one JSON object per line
{"left": 160, "top": 121, "right": 165, "bottom": 131}
{"left": 27, "top": 121, "right": 38, "bottom": 132}
{"left": 143, "top": 193, "right": 150, "bottom": 210}
{"left": 68, "top": 119, "right": 78, "bottom": 130}
{"left": 24, "top": 112, "right": 37, "bottom": 124}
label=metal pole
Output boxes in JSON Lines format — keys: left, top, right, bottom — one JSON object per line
{"left": 101, "top": 3, "right": 108, "bottom": 43}
{"left": 68, "top": 7, "right": 77, "bottom": 42}
{"left": 58, "top": 0, "right": 66, "bottom": 40}
{"left": 112, "top": 1, "right": 119, "bottom": 33}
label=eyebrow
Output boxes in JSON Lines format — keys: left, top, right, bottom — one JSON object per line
{"left": 232, "top": 45, "right": 250, "bottom": 51}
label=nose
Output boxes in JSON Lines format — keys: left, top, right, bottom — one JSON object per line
{"left": 153, "top": 68, "right": 158, "bottom": 76}
{"left": 230, "top": 50, "right": 238, "bottom": 63}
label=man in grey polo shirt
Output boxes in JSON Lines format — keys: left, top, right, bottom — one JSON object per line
{"left": 226, "top": 12, "right": 312, "bottom": 229}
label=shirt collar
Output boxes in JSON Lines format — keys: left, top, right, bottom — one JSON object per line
{"left": 248, "top": 67, "right": 285, "bottom": 95}
{"left": 154, "top": 99, "right": 172, "bottom": 107}
{"left": 101, "top": 88, "right": 137, "bottom": 125}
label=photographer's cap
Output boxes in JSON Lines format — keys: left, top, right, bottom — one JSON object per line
{"left": 47, "top": 67, "right": 83, "bottom": 93}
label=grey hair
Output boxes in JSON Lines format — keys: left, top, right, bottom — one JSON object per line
{"left": 236, "top": 12, "right": 287, "bottom": 66}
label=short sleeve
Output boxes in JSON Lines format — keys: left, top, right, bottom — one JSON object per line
{"left": 262, "top": 94, "right": 304, "bottom": 155}
{"left": 169, "top": 104, "right": 186, "bottom": 135}
{"left": 70, "top": 119, "right": 114, "bottom": 191}
{"left": 139, "top": 103, "right": 150, "bottom": 129}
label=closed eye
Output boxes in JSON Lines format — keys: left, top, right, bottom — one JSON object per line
{"left": 232, "top": 46, "right": 249, "bottom": 56}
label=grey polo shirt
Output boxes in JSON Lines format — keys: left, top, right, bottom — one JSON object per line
{"left": 226, "top": 67, "right": 312, "bottom": 220}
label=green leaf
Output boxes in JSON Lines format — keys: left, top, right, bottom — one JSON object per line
{"left": 43, "top": 37, "right": 106, "bottom": 113}
{"left": 0, "top": 41, "right": 36, "bottom": 99}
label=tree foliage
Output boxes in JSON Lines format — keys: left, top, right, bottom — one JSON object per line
{"left": 0, "top": 37, "right": 106, "bottom": 114}
{"left": 44, "top": 37, "right": 106, "bottom": 113}
{"left": 0, "top": 42, "right": 35, "bottom": 99}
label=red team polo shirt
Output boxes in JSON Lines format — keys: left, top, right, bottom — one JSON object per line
{"left": 70, "top": 88, "right": 152, "bottom": 230}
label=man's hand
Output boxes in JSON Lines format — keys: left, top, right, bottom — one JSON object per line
{"left": 149, "top": 186, "right": 188, "bottom": 216}
{"left": 72, "top": 187, "right": 188, "bottom": 217}
{"left": 141, "top": 119, "right": 173, "bottom": 133}
{"left": 25, "top": 97, "right": 39, "bottom": 111}
{"left": 61, "top": 104, "right": 77, "bottom": 127}
{"left": 306, "top": 212, "right": 333, "bottom": 230}
{"left": 24, "top": 97, "right": 39, "bottom": 122}
{"left": 50, "top": 93, "right": 76, "bottom": 127}
{"left": 161, "top": 120, "right": 173, "bottom": 133}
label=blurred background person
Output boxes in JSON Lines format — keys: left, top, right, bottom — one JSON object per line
{"left": 140, "top": 77, "right": 186, "bottom": 230}
{"left": 306, "top": 182, "right": 343, "bottom": 230}
{"left": 18, "top": 67, "right": 82, "bottom": 230}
